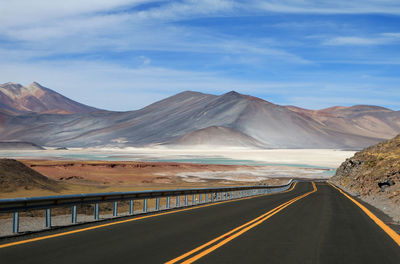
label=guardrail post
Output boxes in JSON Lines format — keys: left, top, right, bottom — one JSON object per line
{"left": 12, "top": 212, "right": 19, "bottom": 233}
{"left": 192, "top": 194, "right": 196, "bottom": 205}
{"left": 94, "top": 203, "right": 99, "bottom": 220}
{"left": 156, "top": 197, "right": 160, "bottom": 211}
{"left": 129, "top": 200, "right": 134, "bottom": 215}
{"left": 113, "top": 201, "right": 118, "bottom": 217}
{"left": 185, "top": 195, "right": 188, "bottom": 206}
{"left": 166, "top": 197, "right": 170, "bottom": 209}
{"left": 45, "top": 209, "right": 51, "bottom": 228}
{"left": 72, "top": 205, "right": 77, "bottom": 223}
{"left": 176, "top": 196, "right": 180, "bottom": 207}
{"left": 143, "top": 199, "right": 148, "bottom": 213}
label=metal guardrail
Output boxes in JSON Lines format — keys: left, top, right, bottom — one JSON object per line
{"left": 0, "top": 179, "right": 294, "bottom": 234}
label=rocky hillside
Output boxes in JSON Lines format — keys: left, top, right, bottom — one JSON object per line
{"left": 331, "top": 134, "right": 400, "bottom": 220}
{"left": 0, "top": 159, "right": 63, "bottom": 193}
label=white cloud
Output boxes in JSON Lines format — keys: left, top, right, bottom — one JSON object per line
{"left": 0, "top": 0, "right": 155, "bottom": 28}
{"left": 324, "top": 33, "right": 400, "bottom": 46}
{"left": 253, "top": 0, "right": 400, "bottom": 15}
{"left": 324, "top": 37, "right": 382, "bottom": 46}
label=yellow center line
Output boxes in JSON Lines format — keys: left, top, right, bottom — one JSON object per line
{"left": 166, "top": 182, "right": 317, "bottom": 264}
{"left": 329, "top": 183, "right": 400, "bottom": 247}
{"left": 0, "top": 183, "right": 297, "bottom": 249}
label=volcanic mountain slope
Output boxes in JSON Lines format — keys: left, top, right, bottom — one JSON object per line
{"left": 0, "top": 82, "right": 100, "bottom": 114}
{"left": 169, "top": 126, "right": 267, "bottom": 148}
{"left": 0, "top": 88, "right": 399, "bottom": 149}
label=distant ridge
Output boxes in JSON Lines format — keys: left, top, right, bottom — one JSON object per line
{"left": 0, "top": 86, "right": 399, "bottom": 149}
{"left": 0, "top": 82, "right": 100, "bottom": 114}
{"left": 0, "top": 141, "right": 44, "bottom": 150}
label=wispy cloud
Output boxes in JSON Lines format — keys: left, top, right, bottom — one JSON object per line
{"left": 324, "top": 33, "right": 400, "bottom": 46}
{"left": 253, "top": 0, "right": 400, "bottom": 15}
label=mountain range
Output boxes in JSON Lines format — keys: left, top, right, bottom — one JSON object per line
{"left": 0, "top": 82, "right": 399, "bottom": 149}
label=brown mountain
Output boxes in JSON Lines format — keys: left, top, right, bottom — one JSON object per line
{"left": 0, "top": 82, "right": 100, "bottom": 114}
{"left": 0, "top": 89, "right": 399, "bottom": 149}
{"left": 0, "top": 159, "right": 63, "bottom": 193}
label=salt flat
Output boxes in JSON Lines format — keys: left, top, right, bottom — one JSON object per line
{"left": 0, "top": 147, "right": 355, "bottom": 168}
{"left": 94, "top": 147, "right": 355, "bottom": 168}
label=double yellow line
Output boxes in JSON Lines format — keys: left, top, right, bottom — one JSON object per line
{"left": 166, "top": 182, "right": 317, "bottom": 264}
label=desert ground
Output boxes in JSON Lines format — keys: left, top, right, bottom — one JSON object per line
{"left": 0, "top": 148, "right": 355, "bottom": 199}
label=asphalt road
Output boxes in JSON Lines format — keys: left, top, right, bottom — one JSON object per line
{"left": 0, "top": 182, "right": 399, "bottom": 263}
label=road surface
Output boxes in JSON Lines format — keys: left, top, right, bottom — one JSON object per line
{"left": 0, "top": 182, "right": 399, "bottom": 263}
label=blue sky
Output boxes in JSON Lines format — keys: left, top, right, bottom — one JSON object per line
{"left": 0, "top": 0, "right": 399, "bottom": 111}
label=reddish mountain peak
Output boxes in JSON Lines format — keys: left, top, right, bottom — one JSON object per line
{"left": 320, "top": 105, "right": 392, "bottom": 113}
{"left": 348, "top": 105, "right": 392, "bottom": 112}
{"left": 27, "top": 81, "right": 44, "bottom": 90}
{"left": 220, "top": 91, "right": 274, "bottom": 105}
{"left": 0, "top": 82, "right": 23, "bottom": 88}
{"left": 0, "top": 81, "right": 99, "bottom": 114}
{"left": 319, "top": 106, "right": 348, "bottom": 112}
